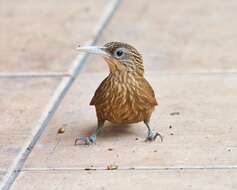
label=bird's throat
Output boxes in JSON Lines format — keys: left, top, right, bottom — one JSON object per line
{"left": 104, "top": 58, "right": 124, "bottom": 74}
{"left": 108, "top": 70, "right": 139, "bottom": 86}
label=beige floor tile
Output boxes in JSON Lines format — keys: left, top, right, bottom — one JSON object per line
{"left": 12, "top": 170, "right": 237, "bottom": 190}
{"left": 0, "top": 78, "right": 60, "bottom": 172}
{"left": 23, "top": 73, "right": 237, "bottom": 169}
{"left": 82, "top": 0, "right": 237, "bottom": 73}
{"left": 0, "top": 0, "right": 109, "bottom": 73}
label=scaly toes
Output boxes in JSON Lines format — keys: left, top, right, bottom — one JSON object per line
{"left": 88, "top": 134, "right": 97, "bottom": 143}
{"left": 74, "top": 137, "right": 91, "bottom": 145}
{"left": 74, "top": 134, "right": 97, "bottom": 146}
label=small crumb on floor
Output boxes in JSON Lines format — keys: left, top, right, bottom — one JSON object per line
{"left": 57, "top": 127, "right": 65, "bottom": 134}
{"left": 107, "top": 164, "right": 118, "bottom": 170}
{"left": 170, "top": 112, "right": 180, "bottom": 116}
{"left": 84, "top": 167, "right": 96, "bottom": 171}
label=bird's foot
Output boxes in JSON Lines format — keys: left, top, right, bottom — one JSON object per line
{"left": 145, "top": 130, "right": 163, "bottom": 142}
{"left": 74, "top": 134, "right": 97, "bottom": 145}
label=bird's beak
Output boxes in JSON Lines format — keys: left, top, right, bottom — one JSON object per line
{"left": 76, "top": 45, "right": 110, "bottom": 58}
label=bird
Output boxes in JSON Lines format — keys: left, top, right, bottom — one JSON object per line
{"left": 75, "top": 41, "right": 162, "bottom": 145}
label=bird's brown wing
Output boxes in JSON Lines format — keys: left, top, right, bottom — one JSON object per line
{"left": 90, "top": 77, "right": 108, "bottom": 105}
{"left": 136, "top": 78, "right": 158, "bottom": 106}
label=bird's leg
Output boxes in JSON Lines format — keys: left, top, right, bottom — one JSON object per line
{"left": 144, "top": 122, "right": 163, "bottom": 142}
{"left": 75, "top": 120, "right": 105, "bottom": 145}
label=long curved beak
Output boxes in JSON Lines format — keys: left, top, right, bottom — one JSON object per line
{"left": 76, "top": 45, "right": 110, "bottom": 58}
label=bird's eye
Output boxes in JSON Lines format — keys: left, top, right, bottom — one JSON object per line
{"left": 114, "top": 49, "right": 124, "bottom": 58}
{"left": 116, "top": 50, "right": 123, "bottom": 56}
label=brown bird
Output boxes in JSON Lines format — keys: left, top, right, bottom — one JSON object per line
{"left": 75, "top": 42, "right": 162, "bottom": 145}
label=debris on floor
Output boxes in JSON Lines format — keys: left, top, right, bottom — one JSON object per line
{"left": 57, "top": 127, "right": 65, "bottom": 134}
{"left": 107, "top": 164, "right": 118, "bottom": 170}
{"left": 170, "top": 112, "right": 180, "bottom": 116}
{"left": 84, "top": 167, "right": 96, "bottom": 171}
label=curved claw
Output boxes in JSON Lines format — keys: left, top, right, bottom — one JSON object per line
{"left": 145, "top": 131, "right": 163, "bottom": 142}
{"left": 155, "top": 132, "right": 163, "bottom": 142}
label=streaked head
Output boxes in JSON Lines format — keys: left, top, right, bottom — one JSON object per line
{"left": 77, "top": 42, "right": 144, "bottom": 76}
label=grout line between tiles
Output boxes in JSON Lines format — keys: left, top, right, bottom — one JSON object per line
{"left": 147, "top": 71, "right": 237, "bottom": 76}
{"left": 20, "top": 165, "right": 237, "bottom": 172}
{"left": 1, "top": 70, "right": 237, "bottom": 80}
{"left": 71, "top": 71, "right": 237, "bottom": 78}
{"left": 0, "top": 73, "right": 70, "bottom": 79}
{"left": 0, "top": 0, "right": 122, "bottom": 189}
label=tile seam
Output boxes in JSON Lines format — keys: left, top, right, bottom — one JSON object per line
{"left": 20, "top": 165, "right": 237, "bottom": 172}
{"left": 0, "top": 73, "right": 70, "bottom": 79}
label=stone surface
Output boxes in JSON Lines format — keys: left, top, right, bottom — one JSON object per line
{"left": 23, "top": 73, "right": 237, "bottom": 169}
{"left": 12, "top": 170, "right": 237, "bottom": 190}
{"left": 0, "top": 172, "right": 5, "bottom": 183}
{"left": 0, "top": 0, "right": 108, "bottom": 73}
{"left": 82, "top": 0, "right": 237, "bottom": 73}
{"left": 0, "top": 78, "right": 60, "bottom": 173}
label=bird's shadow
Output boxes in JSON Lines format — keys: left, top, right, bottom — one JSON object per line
{"left": 80, "top": 123, "right": 139, "bottom": 139}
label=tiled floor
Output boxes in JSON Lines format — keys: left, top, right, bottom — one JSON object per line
{"left": 82, "top": 0, "right": 237, "bottom": 73}
{"left": 1, "top": 0, "right": 237, "bottom": 189}
{"left": 12, "top": 170, "right": 237, "bottom": 190}
{"left": 0, "top": 78, "right": 60, "bottom": 171}
{"left": 0, "top": 0, "right": 109, "bottom": 73}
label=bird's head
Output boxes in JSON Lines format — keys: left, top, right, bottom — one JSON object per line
{"left": 77, "top": 42, "right": 144, "bottom": 76}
